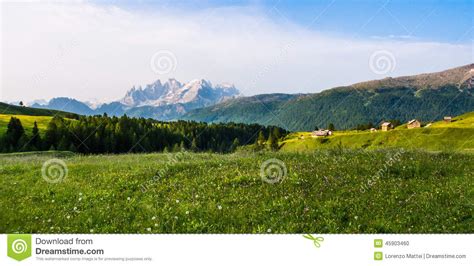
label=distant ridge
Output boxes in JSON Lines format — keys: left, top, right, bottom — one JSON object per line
{"left": 183, "top": 63, "right": 474, "bottom": 131}
{"left": 352, "top": 63, "right": 474, "bottom": 90}
{"left": 0, "top": 101, "right": 79, "bottom": 118}
{"left": 29, "top": 78, "right": 241, "bottom": 120}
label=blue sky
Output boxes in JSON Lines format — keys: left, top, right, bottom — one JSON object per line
{"left": 2, "top": 0, "right": 473, "bottom": 102}
{"left": 114, "top": 0, "right": 473, "bottom": 43}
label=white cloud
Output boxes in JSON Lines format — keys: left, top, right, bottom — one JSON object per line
{"left": 1, "top": 1, "right": 471, "bottom": 102}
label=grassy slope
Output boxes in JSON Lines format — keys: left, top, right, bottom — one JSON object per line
{"left": 0, "top": 114, "right": 53, "bottom": 135}
{"left": 281, "top": 112, "right": 474, "bottom": 152}
{"left": 0, "top": 102, "right": 77, "bottom": 118}
{"left": 427, "top": 111, "right": 474, "bottom": 128}
{"left": 0, "top": 150, "right": 472, "bottom": 233}
{"left": 0, "top": 102, "right": 79, "bottom": 136}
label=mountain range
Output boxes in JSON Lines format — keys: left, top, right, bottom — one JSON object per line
{"left": 16, "top": 63, "right": 474, "bottom": 131}
{"left": 184, "top": 64, "right": 474, "bottom": 131}
{"left": 31, "top": 79, "right": 241, "bottom": 120}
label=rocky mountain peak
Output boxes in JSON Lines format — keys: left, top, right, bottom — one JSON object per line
{"left": 120, "top": 78, "right": 240, "bottom": 107}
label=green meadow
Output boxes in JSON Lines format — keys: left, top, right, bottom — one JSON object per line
{"left": 281, "top": 112, "right": 474, "bottom": 152}
{"left": 0, "top": 150, "right": 472, "bottom": 233}
{"left": 0, "top": 111, "right": 473, "bottom": 233}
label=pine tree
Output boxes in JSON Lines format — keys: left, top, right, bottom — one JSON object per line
{"left": 5, "top": 117, "right": 25, "bottom": 149}
{"left": 68, "top": 143, "right": 77, "bottom": 153}
{"left": 57, "top": 137, "right": 69, "bottom": 151}
{"left": 267, "top": 131, "right": 278, "bottom": 151}
{"left": 328, "top": 123, "right": 335, "bottom": 131}
{"left": 272, "top": 127, "right": 281, "bottom": 140}
{"left": 191, "top": 138, "right": 198, "bottom": 152}
{"left": 219, "top": 141, "right": 229, "bottom": 153}
{"left": 257, "top": 131, "right": 266, "bottom": 146}
{"left": 253, "top": 131, "right": 266, "bottom": 151}
{"left": 231, "top": 138, "right": 240, "bottom": 152}
{"left": 31, "top": 121, "right": 42, "bottom": 150}
{"left": 179, "top": 141, "right": 186, "bottom": 152}
{"left": 0, "top": 136, "right": 7, "bottom": 153}
{"left": 17, "top": 135, "right": 29, "bottom": 151}
{"left": 45, "top": 118, "right": 60, "bottom": 148}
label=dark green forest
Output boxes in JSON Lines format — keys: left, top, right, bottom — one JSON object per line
{"left": 184, "top": 85, "right": 474, "bottom": 131}
{"left": 0, "top": 115, "right": 286, "bottom": 154}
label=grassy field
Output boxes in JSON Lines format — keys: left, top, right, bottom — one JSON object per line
{"left": 0, "top": 150, "right": 472, "bottom": 233}
{"left": 281, "top": 112, "right": 474, "bottom": 152}
{"left": 0, "top": 114, "right": 53, "bottom": 135}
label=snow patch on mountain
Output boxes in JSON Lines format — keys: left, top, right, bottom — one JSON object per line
{"left": 120, "top": 78, "right": 241, "bottom": 107}
{"left": 24, "top": 78, "right": 241, "bottom": 121}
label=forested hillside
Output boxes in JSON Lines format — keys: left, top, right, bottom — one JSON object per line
{"left": 184, "top": 64, "right": 474, "bottom": 131}
{"left": 0, "top": 114, "right": 285, "bottom": 154}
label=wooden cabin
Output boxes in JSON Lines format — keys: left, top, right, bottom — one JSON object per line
{"left": 311, "top": 130, "right": 333, "bottom": 137}
{"left": 407, "top": 119, "right": 421, "bottom": 129}
{"left": 381, "top": 122, "right": 393, "bottom": 131}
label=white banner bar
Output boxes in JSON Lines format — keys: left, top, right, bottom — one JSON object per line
{"left": 1, "top": 234, "right": 472, "bottom": 266}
